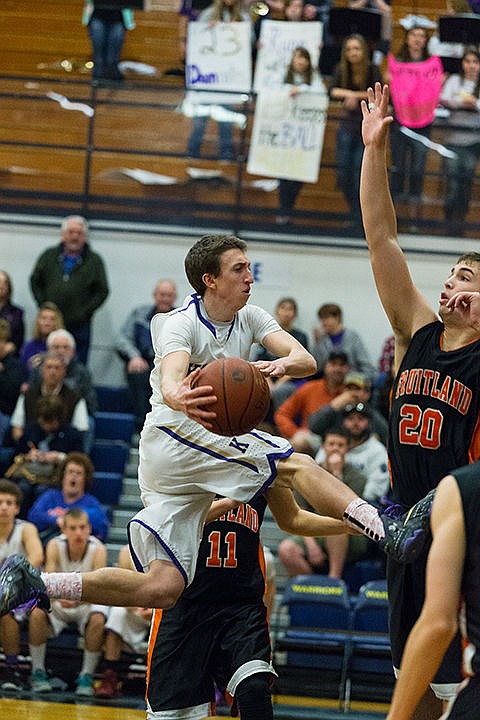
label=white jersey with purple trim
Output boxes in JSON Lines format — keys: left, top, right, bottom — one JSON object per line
{"left": 0, "top": 519, "right": 27, "bottom": 563}
{"left": 145, "top": 293, "right": 280, "bottom": 425}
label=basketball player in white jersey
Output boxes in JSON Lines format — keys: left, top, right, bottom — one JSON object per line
{"left": 0, "top": 235, "right": 432, "bottom": 619}
{"left": 0, "top": 479, "right": 43, "bottom": 691}
{"left": 28, "top": 508, "right": 108, "bottom": 695}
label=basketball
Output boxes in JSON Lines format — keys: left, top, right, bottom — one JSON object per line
{"left": 193, "top": 357, "right": 271, "bottom": 436}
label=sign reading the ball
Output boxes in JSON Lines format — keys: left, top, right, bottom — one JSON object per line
{"left": 193, "top": 357, "right": 271, "bottom": 436}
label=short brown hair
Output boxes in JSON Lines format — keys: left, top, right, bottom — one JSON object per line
{"left": 0, "top": 478, "right": 23, "bottom": 506}
{"left": 63, "top": 507, "right": 90, "bottom": 526}
{"left": 184, "top": 234, "right": 247, "bottom": 296}
{"left": 457, "top": 252, "right": 480, "bottom": 267}
{"left": 36, "top": 396, "right": 66, "bottom": 424}
{"left": 59, "top": 452, "right": 94, "bottom": 488}
{"left": 318, "top": 303, "right": 342, "bottom": 320}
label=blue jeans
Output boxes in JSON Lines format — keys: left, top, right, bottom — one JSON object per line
{"left": 88, "top": 16, "right": 126, "bottom": 80}
{"left": 187, "top": 111, "right": 233, "bottom": 160}
{"left": 390, "top": 121, "right": 431, "bottom": 199}
{"left": 335, "top": 124, "right": 364, "bottom": 222}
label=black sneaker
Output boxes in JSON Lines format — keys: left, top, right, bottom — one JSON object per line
{"left": 380, "top": 489, "right": 435, "bottom": 563}
{"left": 0, "top": 664, "right": 25, "bottom": 691}
{"left": 0, "top": 555, "right": 50, "bottom": 617}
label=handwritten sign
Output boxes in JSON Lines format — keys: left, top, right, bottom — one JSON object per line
{"left": 254, "top": 20, "right": 322, "bottom": 92}
{"left": 247, "top": 87, "right": 328, "bottom": 182}
{"left": 186, "top": 21, "right": 252, "bottom": 94}
{"left": 388, "top": 55, "right": 443, "bottom": 128}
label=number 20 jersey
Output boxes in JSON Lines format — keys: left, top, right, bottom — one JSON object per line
{"left": 388, "top": 321, "right": 480, "bottom": 508}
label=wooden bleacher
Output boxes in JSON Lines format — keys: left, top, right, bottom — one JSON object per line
{"left": 0, "top": 0, "right": 473, "bottom": 233}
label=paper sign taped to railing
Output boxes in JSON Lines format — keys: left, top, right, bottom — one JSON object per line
{"left": 186, "top": 21, "right": 252, "bottom": 95}
{"left": 247, "top": 88, "right": 328, "bottom": 183}
{"left": 253, "top": 20, "right": 322, "bottom": 92}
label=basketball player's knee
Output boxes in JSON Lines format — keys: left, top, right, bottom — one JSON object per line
{"left": 235, "top": 671, "right": 272, "bottom": 707}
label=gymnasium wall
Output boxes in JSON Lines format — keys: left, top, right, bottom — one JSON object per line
{"left": 1, "top": 216, "right": 474, "bottom": 386}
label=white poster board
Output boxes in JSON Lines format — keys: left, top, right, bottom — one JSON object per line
{"left": 247, "top": 87, "right": 328, "bottom": 182}
{"left": 186, "top": 21, "right": 252, "bottom": 105}
{"left": 253, "top": 20, "right": 322, "bottom": 92}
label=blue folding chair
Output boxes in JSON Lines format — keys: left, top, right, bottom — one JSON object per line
{"left": 94, "top": 411, "right": 135, "bottom": 444}
{"left": 94, "top": 385, "right": 132, "bottom": 414}
{"left": 90, "top": 439, "right": 129, "bottom": 476}
{"left": 91, "top": 471, "right": 124, "bottom": 506}
{"left": 274, "top": 575, "right": 352, "bottom": 706}
{"left": 345, "top": 579, "right": 393, "bottom": 708}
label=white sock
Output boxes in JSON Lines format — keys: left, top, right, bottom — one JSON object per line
{"left": 29, "top": 643, "right": 47, "bottom": 674}
{"left": 80, "top": 649, "right": 102, "bottom": 677}
{"left": 41, "top": 572, "right": 82, "bottom": 601}
{"left": 343, "top": 498, "right": 385, "bottom": 541}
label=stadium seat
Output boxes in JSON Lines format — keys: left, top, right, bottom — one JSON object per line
{"left": 274, "top": 575, "right": 352, "bottom": 706}
{"left": 94, "top": 411, "right": 135, "bottom": 444}
{"left": 91, "top": 471, "right": 124, "bottom": 506}
{"left": 95, "top": 385, "right": 132, "bottom": 414}
{"left": 90, "top": 439, "right": 130, "bottom": 476}
{"left": 345, "top": 579, "right": 393, "bottom": 708}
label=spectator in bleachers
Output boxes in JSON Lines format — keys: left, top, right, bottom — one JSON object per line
{"left": 27, "top": 452, "right": 110, "bottom": 544}
{"left": 116, "top": 279, "right": 177, "bottom": 432}
{"left": 20, "top": 302, "right": 64, "bottom": 384}
{"left": 330, "top": 34, "right": 382, "bottom": 231}
{"left": 347, "top": 0, "right": 392, "bottom": 66}
{"left": 177, "top": 0, "right": 212, "bottom": 72}
{"left": 9, "top": 352, "right": 89, "bottom": 450}
{"left": 274, "top": 350, "right": 349, "bottom": 454}
{"left": 308, "top": 370, "right": 388, "bottom": 444}
{"left": 428, "top": 0, "right": 472, "bottom": 61}
{"left": 9, "top": 396, "right": 84, "bottom": 518}
{"left": 28, "top": 507, "right": 108, "bottom": 695}
{"left": 316, "top": 402, "right": 389, "bottom": 505}
{"left": 0, "top": 270, "right": 24, "bottom": 355}
{"left": 312, "top": 302, "right": 375, "bottom": 379}
{"left": 0, "top": 319, "right": 23, "bottom": 419}
{"left": 186, "top": 0, "right": 251, "bottom": 161}
{"left": 253, "top": 296, "right": 310, "bottom": 415}
{"left": 29, "top": 215, "right": 109, "bottom": 365}
{"left": 439, "top": 48, "right": 480, "bottom": 236}
{"left": 276, "top": 47, "right": 328, "bottom": 226}
{"left": 0, "top": 479, "right": 44, "bottom": 692}
{"left": 278, "top": 427, "right": 370, "bottom": 579}
{"left": 82, "top": 0, "right": 136, "bottom": 83}
{"left": 375, "top": 333, "right": 394, "bottom": 421}
{"left": 387, "top": 24, "right": 442, "bottom": 204}
{"left": 95, "top": 544, "right": 152, "bottom": 699}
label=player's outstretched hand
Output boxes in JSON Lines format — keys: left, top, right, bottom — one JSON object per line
{"left": 361, "top": 82, "right": 393, "bottom": 147}
{"left": 252, "top": 359, "right": 288, "bottom": 378}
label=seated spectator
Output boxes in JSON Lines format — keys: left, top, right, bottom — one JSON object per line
{"left": 9, "top": 396, "right": 84, "bottom": 517}
{"left": 0, "top": 319, "right": 23, "bottom": 418}
{"left": 82, "top": 0, "right": 136, "bottom": 83}
{"left": 20, "top": 302, "right": 64, "bottom": 383}
{"left": 0, "top": 479, "right": 44, "bottom": 691}
{"left": 27, "top": 451, "right": 109, "bottom": 543}
{"left": 278, "top": 428, "right": 370, "bottom": 579}
{"left": 312, "top": 303, "right": 375, "bottom": 379}
{"left": 28, "top": 508, "right": 108, "bottom": 695}
{"left": 439, "top": 48, "right": 480, "bottom": 236}
{"left": 375, "top": 333, "right": 394, "bottom": 420}
{"left": 347, "top": 0, "right": 392, "bottom": 66}
{"left": 116, "top": 279, "right": 177, "bottom": 432}
{"left": 9, "top": 351, "right": 89, "bottom": 450}
{"left": 95, "top": 544, "right": 152, "bottom": 699}
{"left": 253, "top": 296, "right": 310, "bottom": 414}
{"left": 316, "top": 402, "right": 389, "bottom": 504}
{"left": 428, "top": 0, "right": 472, "bottom": 61}
{"left": 308, "top": 371, "right": 388, "bottom": 444}
{"left": 274, "top": 350, "right": 349, "bottom": 454}
{"left": 0, "top": 270, "right": 24, "bottom": 355}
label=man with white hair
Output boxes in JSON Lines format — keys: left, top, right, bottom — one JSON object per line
{"left": 30, "top": 215, "right": 109, "bottom": 364}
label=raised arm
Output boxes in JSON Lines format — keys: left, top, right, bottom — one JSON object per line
{"left": 360, "top": 83, "right": 437, "bottom": 370}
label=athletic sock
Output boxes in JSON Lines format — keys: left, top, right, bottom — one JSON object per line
{"left": 343, "top": 499, "right": 385, "bottom": 541}
{"left": 41, "top": 572, "right": 82, "bottom": 601}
